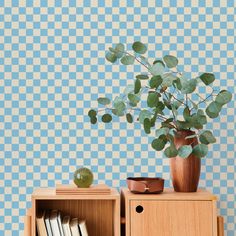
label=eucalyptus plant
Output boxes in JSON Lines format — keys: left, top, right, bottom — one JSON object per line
{"left": 88, "top": 42, "right": 232, "bottom": 158}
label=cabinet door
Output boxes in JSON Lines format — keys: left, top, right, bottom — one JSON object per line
{"left": 130, "top": 200, "right": 213, "bottom": 236}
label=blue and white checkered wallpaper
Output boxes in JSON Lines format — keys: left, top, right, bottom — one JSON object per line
{"left": 0, "top": 0, "right": 235, "bottom": 235}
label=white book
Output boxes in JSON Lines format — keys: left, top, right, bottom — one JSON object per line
{"left": 78, "top": 220, "right": 89, "bottom": 236}
{"left": 57, "top": 211, "right": 65, "bottom": 236}
{"left": 44, "top": 210, "right": 53, "bottom": 236}
{"left": 36, "top": 210, "right": 47, "bottom": 236}
{"left": 50, "top": 210, "right": 62, "bottom": 236}
{"left": 70, "top": 218, "right": 80, "bottom": 236}
{"left": 62, "top": 216, "right": 72, "bottom": 236}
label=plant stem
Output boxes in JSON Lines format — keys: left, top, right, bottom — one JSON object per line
{"left": 186, "top": 94, "right": 188, "bottom": 107}
{"left": 190, "top": 90, "right": 215, "bottom": 112}
{"left": 119, "top": 50, "right": 151, "bottom": 71}
{"left": 171, "top": 95, "right": 186, "bottom": 106}
{"left": 97, "top": 108, "right": 111, "bottom": 113}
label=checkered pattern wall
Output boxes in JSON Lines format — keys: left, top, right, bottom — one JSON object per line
{"left": 0, "top": 0, "right": 235, "bottom": 235}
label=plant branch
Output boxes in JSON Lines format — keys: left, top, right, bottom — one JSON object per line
{"left": 185, "top": 94, "right": 188, "bottom": 107}
{"left": 119, "top": 50, "right": 151, "bottom": 71}
{"left": 192, "top": 90, "right": 215, "bottom": 110}
{"left": 171, "top": 95, "right": 186, "bottom": 106}
{"left": 97, "top": 108, "right": 111, "bottom": 113}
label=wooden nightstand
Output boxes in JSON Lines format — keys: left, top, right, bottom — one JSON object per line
{"left": 28, "top": 187, "right": 120, "bottom": 236}
{"left": 121, "top": 188, "right": 223, "bottom": 236}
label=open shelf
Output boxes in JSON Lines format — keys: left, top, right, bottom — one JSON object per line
{"left": 31, "top": 188, "right": 120, "bottom": 236}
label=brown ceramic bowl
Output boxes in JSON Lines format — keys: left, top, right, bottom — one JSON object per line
{"left": 127, "top": 177, "right": 164, "bottom": 194}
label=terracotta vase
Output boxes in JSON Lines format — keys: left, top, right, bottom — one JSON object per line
{"left": 170, "top": 130, "right": 201, "bottom": 192}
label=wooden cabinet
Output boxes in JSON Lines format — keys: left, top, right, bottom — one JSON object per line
{"left": 121, "top": 188, "right": 218, "bottom": 236}
{"left": 29, "top": 188, "right": 120, "bottom": 236}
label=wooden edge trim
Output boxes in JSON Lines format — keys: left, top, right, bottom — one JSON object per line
{"left": 24, "top": 208, "right": 32, "bottom": 236}
{"left": 26, "top": 208, "right": 32, "bottom": 216}
{"left": 217, "top": 215, "right": 224, "bottom": 236}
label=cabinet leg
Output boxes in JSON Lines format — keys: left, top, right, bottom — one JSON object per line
{"left": 217, "top": 216, "right": 224, "bottom": 236}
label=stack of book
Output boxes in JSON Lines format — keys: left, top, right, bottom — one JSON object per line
{"left": 36, "top": 210, "right": 89, "bottom": 236}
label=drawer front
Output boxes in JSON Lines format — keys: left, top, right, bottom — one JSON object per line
{"left": 130, "top": 200, "right": 213, "bottom": 236}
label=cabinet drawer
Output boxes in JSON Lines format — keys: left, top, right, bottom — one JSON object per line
{"left": 130, "top": 200, "right": 213, "bottom": 236}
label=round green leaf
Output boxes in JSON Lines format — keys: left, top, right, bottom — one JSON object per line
{"left": 162, "top": 73, "right": 177, "bottom": 87}
{"left": 120, "top": 55, "right": 135, "bottom": 65}
{"left": 90, "top": 116, "right": 97, "bottom": 124}
{"left": 151, "top": 135, "right": 167, "bottom": 151}
{"left": 88, "top": 109, "right": 97, "bottom": 118}
{"left": 108, "top": 47, "right": 116, "bottom": 53}
{"left": 126, "top": 113, "right": 133, "bottom": 123}
{"left": 109, "top": 44, "right": 124, "bottom": 58}
{"left": 164, "top": 145, "right": 178, "bottom": 158}
{"left": 176, "top": 120, "right": 191, "bottom": 130}
{"left": 115, "top": 101, "right": 126, "bottom": 112}
{"left": 105, "top": 52, "right": 117, "bottom": 63}
{"left": 199, "top": 130, "right": 216, "bottom": 144}
{"left": 150, "top": 62, "right": 165, "bottom": 76}
{"left": 197, "top": 109, "right": 207, "bottom": 121}
{"left": 97, "top": 97, "right": 110, "bottom": 105}
{"left": 172, "top": 99, "right": 184, "bottom": 110}
{"left": 215, "top": 90, "right": 232, "bottom": 105}
{"left": 163, "top": 55, "right": 178, "bottom": 68}
{"left": 139, "top": 110, "right": 152, "bottom": 124}
{"left": 136, "top": 74, "right": 149, "bottom": 80}
{"left": 161, "top": 118, "right": 174, "bottom": 128}
{"left": 199, "top": 73, "right": 215, "bottom": 85}
{"left": 192, "top": 144, "right": 208, "bottom": 158}
{"left": 178, "top": 145, "right": 192, "bottom": 158}
{"left": 132, "top": 41, "right": 147, "bottom": 54}
{"left": 113, "top": 96, "right": 126, "bottom": 116}
{"left": 183, "top": 107, "right": 190, "bottom": 121}
{"left": 147, "top": 93, "right": 159, "bottom": 108}
{"left": 149, "top": 75, "right": 163, "bottom": 88}
{"left": 155, "top": 127, "right": 169, "bottom": 138}
{"left": 101, "top": 114, "right": 112, "bottom": 123}
{"left": 134, "top": 78, "right": 141, "bottom": 94}
{"left": 128, "top": 93, "right": 140, "bottom": 106}
{"left": 123, "top": 84, "right": 134, "bottom": 94}
{"left": 173, "top": 77, "right": 182, "bottom": 90}
{"left": 181, "top": 79, "right": 197, "bottom": 94}
{"left": 153, "top": 59, "right": 165, "bottom": 67}
{"left": 143, "top": 118, "right": 151, "bottom": 134}
{"left": 114, "top": 43, "right": 125, "bottom": 58}
{"left": 188, "top": 115, "right": 203, "bottom": 129}
{"left": 206, "top": 101, "right": 222, "bottom": 118}
{"left": 112, "top": 108, "right": 124, "bottom": 117}
{"left": 155, "top": 101, "right": 165, "bottom": 113}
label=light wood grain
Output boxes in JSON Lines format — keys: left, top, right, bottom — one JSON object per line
{"left": 121, "top": 188, "right": 218, "bottom": 236}
{"left": 212, "top": 200, "right": 218, "bottom": 236}
{"left": 56, "top": 184, "right": 111, "bottom": 195}
{"left": 121, "top": 188, "right": 217, "bottom": 200}
{"left": 31, "top": 187, "right": 120, "bottom": 236}
{"left": 32, "top": 188, "right": 119, "bottom": 200}
{"left": 217, "top": 216, "right": 224, "bottom": 236}
{"left": 171, "top": 130, "right": 200, "bottom": 192}
{"left": 130, "top": 200, "right": 213, "bottom": 236}
{"left": 24, "top": 208, "right": 32, "bottom": 236}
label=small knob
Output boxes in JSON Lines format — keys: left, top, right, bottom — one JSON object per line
{"left": 136, "top": 205, "right": 144, "bottom": 213}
